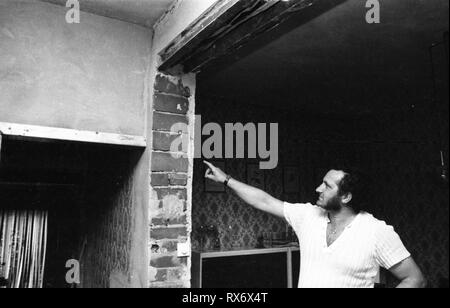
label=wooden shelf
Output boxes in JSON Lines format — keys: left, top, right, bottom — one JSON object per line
{"left": 198, "top": 246, "right": 299, "bottom": 259}
{"left": 0, "top": 122, "right": 146, "bottom": 147}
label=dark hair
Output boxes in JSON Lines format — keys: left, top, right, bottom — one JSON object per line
{"left": 335, "top": 165, "right": 367, "bottom": 213}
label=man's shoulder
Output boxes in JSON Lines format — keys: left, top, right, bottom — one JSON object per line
{"left": 284, "top": 202, "right": 324, "bottom": 217}
{"left": 357, "top": 212, "right": 396, "bottom": 233}
{"left": 284, "top": 201, "right": 317, "bottom": 209}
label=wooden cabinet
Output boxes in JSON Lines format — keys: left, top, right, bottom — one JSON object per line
{"left": 192, "top": 247, "right": 300, "bottom": 288}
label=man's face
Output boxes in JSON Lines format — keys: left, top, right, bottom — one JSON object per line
{"left": 315, "top": 170, "right": 345, "bottom": 211}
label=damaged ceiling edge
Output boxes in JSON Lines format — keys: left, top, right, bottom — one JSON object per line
{"left": 156, "top": 0, "right": 244, "bottom": 69}
{"left": 158, "top": 0, "right": 317, "bottom": 74}
{"left": 182, "top": 0, "right": 316, "bottom": 73}
{"left": 153, "top": 0, "right": 183, "bottom": 31}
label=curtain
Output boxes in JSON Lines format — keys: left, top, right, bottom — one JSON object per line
{"left": 0, "top": 210, "right": 48, "bottom": 288}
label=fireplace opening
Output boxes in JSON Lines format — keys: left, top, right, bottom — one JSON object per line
{"left": 0, "top": 136, "right": 143, "bottom": 288}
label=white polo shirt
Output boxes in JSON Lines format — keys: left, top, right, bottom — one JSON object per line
{"left": 284, "top": 202, "right": 411, "bottom": 288}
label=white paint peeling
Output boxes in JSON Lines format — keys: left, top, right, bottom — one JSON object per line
{"left": 149, "top": 187, "right": 160, "bottom": 218}
{"left": 165, "top": 73, "right": 182, "bottom": 85}
{"left": 154, "top": 0, "right": 183, "bottom": 31}
{"left": 148, "top": 266, "right": 157, "bottom": 282}
{"left": 161, "top": 194, "right": 185, "bottom": 220}
{"left": 152, "top": 0, "right": 217, "bottom": 53}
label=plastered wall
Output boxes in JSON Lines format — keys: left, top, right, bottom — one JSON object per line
{"left": 0, "top": 0, "right": 151, "bottom": 136}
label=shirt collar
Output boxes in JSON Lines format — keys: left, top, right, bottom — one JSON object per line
{"left": 325, "top": 212, "right": 361, "bottom": 228}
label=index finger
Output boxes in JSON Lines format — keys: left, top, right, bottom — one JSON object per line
{"left": 203, "top": 160, "right": 215, "bottom": 169}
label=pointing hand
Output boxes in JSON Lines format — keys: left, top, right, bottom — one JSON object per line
{"left": 204, "top": 161, "right": 227, "bottom": 183}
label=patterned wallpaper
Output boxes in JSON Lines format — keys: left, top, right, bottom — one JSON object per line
{"left": 371, "top": 143, "right": 449, "bottom": 288}
{"left": 80, "top": 149, "right": 134, "bottom": 288}
{"left": 193, "top": 159, "right": 293, "bottom": 251}
{"left": 192, "top": 95, "right": 449, "bottom": 288}
{"left": 81, "top": 176, "right": 133, "bottom": 288}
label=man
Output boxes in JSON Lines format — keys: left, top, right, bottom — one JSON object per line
{"left": 204, "top": 161, "right": 426, "bottom": 288}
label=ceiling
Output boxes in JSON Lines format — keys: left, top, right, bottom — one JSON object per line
{"left": 38, "top": 0, "right": 448, "bottom": 115}
{"left": 198, "top": 0, "right": 449, "bottom": 115}
{"left": 40, "top": 0, "right": 176, "bottom": 28}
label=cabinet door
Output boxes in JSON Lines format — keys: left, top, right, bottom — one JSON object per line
{"left": 202, "top": 252, "right": 288, "bottom": 288}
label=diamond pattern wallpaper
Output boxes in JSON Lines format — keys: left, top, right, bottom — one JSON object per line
{"left": 371, "top": 143, "right": 449, "bottom": 288}
{"left": 193, "top": 158, "right": 292, "bottom": 251}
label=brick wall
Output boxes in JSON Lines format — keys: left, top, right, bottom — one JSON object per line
{"left": 149, "top": 73, "right": 195, "bottom": 288}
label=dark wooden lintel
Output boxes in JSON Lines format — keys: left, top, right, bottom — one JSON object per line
{"left": 158, "top": 0, "right": 257, "bottom": 72}
{"left": 184, "top": 0, "right": 315, "bottom": 73}
{"left": 158, "top": 0, "right": 316, "bottom": 74}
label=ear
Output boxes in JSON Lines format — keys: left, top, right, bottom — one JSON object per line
{"left": 341, "top": 192, "right": 353, "bottom": 205}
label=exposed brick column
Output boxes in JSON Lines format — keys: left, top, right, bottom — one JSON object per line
{"left": 149, "top": 72, "right": 195, "bottom": 288}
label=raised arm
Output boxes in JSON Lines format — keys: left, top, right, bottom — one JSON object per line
{"left": 204, "top": 161, "right": 285, "bottom": 218}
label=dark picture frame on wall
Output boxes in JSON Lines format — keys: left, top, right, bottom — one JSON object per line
{"left": 205, "top": 160, "right": 226, "bottom": 192}
{"left": 283, "top": 166, "right": 300, "bottom": 193}
{"left": 247, "top": 163, "right": 265, "bottom": 190}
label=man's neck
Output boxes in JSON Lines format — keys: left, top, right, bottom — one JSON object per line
{"left": 327, "top": 207, "right": 357, "bottom": 225}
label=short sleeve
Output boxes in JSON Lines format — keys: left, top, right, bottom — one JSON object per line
{"left": 374, "top": 223, "right": 411, "bottom": 269}
{"left": 284, "top": 202, "right": 314, "bottom": 228}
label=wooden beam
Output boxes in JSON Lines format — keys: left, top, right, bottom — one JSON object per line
{"left": 158, "top": 0, "right": 316, "bottom": 74}
{"left": 0, "top": 122, "right": 146, "bottom": 147}
{"left": 158, "top": 0, "right": 257, "bottom": 72}
{"left": 184, "top": 0, "right": 315, "bottom": 73}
